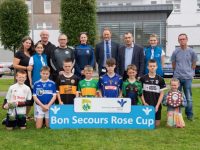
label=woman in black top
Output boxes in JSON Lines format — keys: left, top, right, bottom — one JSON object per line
{"left": 13, "top": 36, "right": 35, "bottom": 118}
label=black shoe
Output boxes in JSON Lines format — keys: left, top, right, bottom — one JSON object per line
{"left": 187, "top": 117, "right": 193, "bottom": 121}
{"left": 2, "top": 118, "right": 6, "bottom": 125}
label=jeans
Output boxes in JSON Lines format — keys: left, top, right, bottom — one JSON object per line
{"left": 178, "top": 79, "right": 193, "bottom": 118}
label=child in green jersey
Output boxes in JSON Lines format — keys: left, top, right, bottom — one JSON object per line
{"left": 76, "top": 65, "right": 99, "bottom": 97}
{"left": 122, "top": 64, "right": 142, "bottom": 105}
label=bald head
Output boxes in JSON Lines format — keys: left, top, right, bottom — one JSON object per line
{"left": 40, "top": 30, "right": 49, "bottom": 44}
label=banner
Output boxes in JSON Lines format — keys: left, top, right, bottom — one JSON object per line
{"left": 49, "top": 105, "right": 155, "bottom": 129}
{"left": 74, "top": 98, "right": 131, "bottom": 113}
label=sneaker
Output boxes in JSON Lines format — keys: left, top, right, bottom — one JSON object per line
{"left": 187, "top": 117, "right": 193, "bottom": 121}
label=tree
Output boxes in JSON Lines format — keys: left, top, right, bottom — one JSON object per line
{"left": 60, "top": 0, "right": 96, "bottom": 46}
{"left": 0, "top": 0, "right": 29, "bottom": 54}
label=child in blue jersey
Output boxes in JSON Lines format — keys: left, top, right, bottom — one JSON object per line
{"left": 99, "top": 58, "right": 123, "bottom": 97}
{"left": 28, "top": 42, "right": 47, "bottom": 87}
{"left": 33, "top": 66, "right": 56, "bottom": 129}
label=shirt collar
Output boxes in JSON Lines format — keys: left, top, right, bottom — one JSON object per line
{"left": 126, "top": 42, "right": 134, "bottom": 48}
{"left": 104, "top": 40, "right": 111, "bottom": 44}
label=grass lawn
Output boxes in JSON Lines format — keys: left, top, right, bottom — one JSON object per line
{"left": 0, "top": 78, "right": 199, "bottom": 150}
{"left": 0, "top": 78, "right": 14, "bottom": 91}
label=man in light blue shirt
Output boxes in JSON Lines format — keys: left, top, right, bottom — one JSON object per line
{"left": 118, "top": 32, "right": 144, "bottom": 80}
{"left": 171, "top": 33, "right": 197, "bottom": 121}
{"left": 125, "top": 43, "right": 134, "bottom": 70}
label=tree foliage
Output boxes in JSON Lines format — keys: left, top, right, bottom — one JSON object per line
{"left": 60, "top": 0, "right": 96, "bottom": 46}
{"left": 0, "top": 0, "right": 29, "bottom": 52}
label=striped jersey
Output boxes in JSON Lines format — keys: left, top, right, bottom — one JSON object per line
{"left": 78, "top": 78, "right": 98, "bottom": 97}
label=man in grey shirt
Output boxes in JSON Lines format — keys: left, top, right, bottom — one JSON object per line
{"left": 171, "top": 33, "right": 197, "bottom": 121}
{"left": 51, "top": 34, "right": 75, "bottom": 82}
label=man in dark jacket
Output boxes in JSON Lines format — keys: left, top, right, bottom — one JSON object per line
{"left": 38, "top": 30, "right": 56, "bottom": 80}
{"left": 95, "top": 27, "right": 119, "bottom": 76}
{"left": 118, "top": 32, "right": 144, "bottom": 80}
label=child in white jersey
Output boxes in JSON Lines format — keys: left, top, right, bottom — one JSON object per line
{"left": 3, "top": 70, "right": 32, "bottom": 130}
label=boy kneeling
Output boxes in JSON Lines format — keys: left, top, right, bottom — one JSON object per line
{"left": 3, "top": 70, "right": 32, "bottom": 130}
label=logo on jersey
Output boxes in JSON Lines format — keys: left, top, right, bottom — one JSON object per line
{"left": 86, "top": 50, "right": 90, "bottom": 54}
{"left": 36, "top": 88, "right": 44, "bottom": 96}
{"left": 105, "top": 86, "right": 117, "bottom": 90}
{"left": 71, "top": 79, "right": 75, "bottom": 84}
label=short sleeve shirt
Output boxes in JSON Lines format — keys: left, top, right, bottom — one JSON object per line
{"left": 14, "top": 51, "right": 30, "bottom": 68}
{"left": 78, "top": 79, "right": 98, "bottom": 97}
{"left": 33, "top": 79, "right": 56, "bottom": 105}
{"left": 99, "top": 73, "right": 123, "bottom": 98}
{"left": 140, "top": 74, "right": 166, "bottom": 106}
{"left": 122, "top": 80, "right": 142, "bottom": 105}
{"left": 6, "top": 83, "right": 32, "bottom": 115}
{"left": 56, "top": 74, "right": 79, "bottom": 104}
{"left": 171, "top": 47, "right": 197, "bottom": 79}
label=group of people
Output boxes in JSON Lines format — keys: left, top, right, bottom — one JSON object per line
{"left": 2, "top": 27, "right": 198, "bottom": 130}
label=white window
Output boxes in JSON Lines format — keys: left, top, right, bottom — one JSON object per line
{"left": 44, "top": 0, "right": 51, "bottom": 14}
{"left": 173, "top": 0, "right": 181, "bottom": 13}
{"left": 25, "top": 0, "right": 32, "bottom": 14}
{"left": 36, "top": 22, "right": 52, "bottom": 29}
{"left": 197, "top": 0, "right": 200, "bottom": 11}
{"left": 151, "top": 1, "right": 157, "bottom": 5}
{"left": 166, "top": 0, "right": 172, "bottom": 4}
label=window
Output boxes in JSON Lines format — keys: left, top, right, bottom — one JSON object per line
{"left": 197, "top": 0, "right": 200, "bottom": 12}
{"left": 151, "top": 1, "right": 157, "bottom": 5}
{"left": 36, "top": 22, "right": 52, "bottom": 29}
{"left": 173, "top": 0, "right": 181, "bottom": 13}
{"left": 166, "top": 0, "right": 172, "bottom": 4}
{"left": 44, "top": 0, "right": 51, "bottom": 14}
{"left": 25, "top": 0, "right": 32, "bottom": 14}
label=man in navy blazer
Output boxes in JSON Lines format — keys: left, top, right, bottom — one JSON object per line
{"left": 118, "top": 32, "right": 144, "bottom": 80}
{"left": 95, "top": 27, "right": 119, "bottom": 76}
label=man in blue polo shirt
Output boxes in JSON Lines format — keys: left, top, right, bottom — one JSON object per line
{"left": 171, "top": 33, "right": 197, "bottom": 121}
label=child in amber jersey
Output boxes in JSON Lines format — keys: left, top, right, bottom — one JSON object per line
{"left": 56, "top": 58, "right": 79, "bottom": 104}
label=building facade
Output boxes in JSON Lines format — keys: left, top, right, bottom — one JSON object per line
{"left": 25, "top": 0, "right": 172, "bottom": 49}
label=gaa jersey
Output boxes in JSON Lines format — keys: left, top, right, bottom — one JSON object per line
{"left": 33, "top": 79, "right": 56, "bottom": 105}
{"left": 99, "top": 73, "right": 122, "bottom": 98}
{"left": 140, "top": 74, "right": 166, "bottom": 106}
{"left": 78, "top": 78, "right": 98, "bottom": 97}
{"left": 6, "top": 83, "right": 32, "bottom": 115}
{"left": 122, "top": 80, "right": 142, "bottom": 105}
{"left": 56, "top": 74, "right": 79, "bottom": 104}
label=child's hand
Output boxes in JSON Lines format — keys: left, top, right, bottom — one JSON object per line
{"left": 59, "top": 101, "right": 64, "bottom": 105}
{"left": 81, "top": 70, "right": 85, "bottom": 75}
{"left": 155, "top": 105, "right": 159, "bottom": 112}
{"left": 143, "top": 102, "right": 149, "bottom": 106}
{"left": 27, "top": 66, "right": 32, "bottom": 71}
{"left": 8, "top": 102, "right": 17, "bottom": 109}
{"left": 3, "top": 103, "right": 9, "bottom": 109}
{"left": 42, "top": 105, "right": 49, "bottom": 112}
